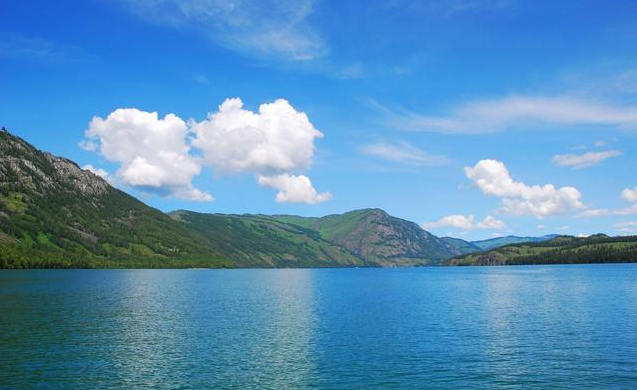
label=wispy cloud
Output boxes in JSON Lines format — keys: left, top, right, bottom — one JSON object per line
{"left": 552, "top": 150, "right": 621, "bottom": 169}
{"left": 361, "top": 142, "right": 451, "bottom": 166}
{"left": 0, "top": 31, "right": 87, "bottom": 62}
{"left": 114, "top": 0, "right": 326, "bottom": 62}
{"left": 379, "top": 95, "right": 637, "bottom": 134}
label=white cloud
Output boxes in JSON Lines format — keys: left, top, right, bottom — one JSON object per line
{"left": 384, "top": 95, "right": 637, "bottom": 133}
{"left": 622, "top": 187, "right": 637, "bottom": 203}
{"left": 82, "top": 98, "right": 329, "bottom": 204}
{"left": 82, "top": 165, "right": 112, "bottom": 182}
{"left": 115, "top": 0, "right": 326, "bottom": 61}
{"left": 477, "top": 215, "right": 506, "bottom": 229}
{"left": 422, "top": 214, "right": 505, "bottom": 230}
{"left": 361, "top": 142, "right": 450, "bottom": 166}
{"left": 552, "top": 150, "right": 621, "bottom": 169}
{"left": 191, "top": 98, "right": 323, "bottom": 174}
{"left": 536, "top": 224, "right": 546, "bottom": 229}
{"left": 465, "top": 159, "right": 584, "bottom": 218}
{"left": 257, "top": 174, "right": 332, "bottom": 204}
{"left": 83, "top": 108, "right": 213, "bottom": 201}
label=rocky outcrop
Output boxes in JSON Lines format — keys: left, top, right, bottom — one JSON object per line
{"left": 309, "top": 209, "right": 463, "bottom": 266}
{"left": 0, "top": 130, "right": 108, "bottom": 197}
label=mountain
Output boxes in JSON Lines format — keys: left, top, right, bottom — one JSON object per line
{"left": 0, "top": 129, "right": 235, "bottom": 268}
{"left": 169, "top": 211, "right": 362, "bottom": 267}
{"left": 446, "top": 234, "right": 637, "bottom": 266}
{"left": 441, "top": 237, "right": 481, "bottom": 255}
{"left": 471, "top": 234, "right": 559, "bottom": 251}
{"left": 272, "top": 209, "right": 464, "bottom": 266}
{"left": 0, "top": 129, "right": 457, "bottom": 268}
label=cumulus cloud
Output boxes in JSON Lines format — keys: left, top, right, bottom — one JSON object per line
{"left": 257, "top": 174, "right": 332, "bottom": 204}
{"left": 83, "top": 108, "right": 213, "bottom": 201}
{"left": 82, "top": 98, "right": 329, "bottom": 204}
{"left": 383, "top": 95, "right": 637, "bottom": 133}
{"left": 422, "top": 214, "right": 505, "bottom": 230}
{"left": 552, "top": 150, "right": 621, "bottom": 169}
{"left": 115, "top": 0, "right": 326, "bottom": 61}
{"left": 465, "top": 159, "right": 584, "bottom": 218}
{"left": 191, "top": 98, "right": 323, "bottom": 174}
{"left": 360, "top": 142, "right": 450, "bottom": 166}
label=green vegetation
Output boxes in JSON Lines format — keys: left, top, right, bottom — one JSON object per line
{"left": 170, "top": 211, "right": 363, "bottom": 267}
{"left": 446, "top": 234, "right": 637, "bottom": 266}
{"left": 268, "top": 214, "right": 319, "bottom": 229}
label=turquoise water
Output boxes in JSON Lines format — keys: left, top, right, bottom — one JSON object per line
{"left": 1, "top": 265, "right": 637, "bottom": 389}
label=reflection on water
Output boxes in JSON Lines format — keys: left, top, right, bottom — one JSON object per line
{"left": 1, "top": 265, "right": 637, "bottom": 389}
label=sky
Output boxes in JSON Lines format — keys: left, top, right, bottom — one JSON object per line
{"left": 1, "top": 0, "right": 637, "bottom": 240}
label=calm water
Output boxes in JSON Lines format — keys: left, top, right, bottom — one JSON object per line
{"left": 1, "top": 265, "right": 637, "bottom": 389}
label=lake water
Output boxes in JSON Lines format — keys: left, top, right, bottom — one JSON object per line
{"left": 1, "top": 264, "right": 637, "bottom": 389}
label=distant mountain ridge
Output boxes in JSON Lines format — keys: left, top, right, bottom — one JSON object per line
{"left": 446, "top": 234, "right": 637, "bottom": 266}
{"left": 440, "top": 237, "right": 481, "bottom": 254}
{"left": 470, "top": 234, "right": 559, "bottom": 251}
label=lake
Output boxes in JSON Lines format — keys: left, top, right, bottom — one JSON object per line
{"left": 1, "top": 264, "right": 637, "bottom": 389}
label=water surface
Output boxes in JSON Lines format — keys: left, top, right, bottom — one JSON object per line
{"left": 1, "top": 264, "right": 637, "bottom": 389}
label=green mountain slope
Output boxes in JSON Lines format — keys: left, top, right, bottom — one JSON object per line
{"left": 169, "top": 211, "right": 362, "bottom": 267}
{"left": 446, "top": 234, "right": 637, "bottom": 266}
{"left": 471, "top": 234, "right": 558, "bottom": 251}
{"left": 274, "top": 209, "right": 463, "bottom": 266}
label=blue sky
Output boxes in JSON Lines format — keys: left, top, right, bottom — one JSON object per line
{"left": 2, "top": 0, "right": 637, "bottom": 240}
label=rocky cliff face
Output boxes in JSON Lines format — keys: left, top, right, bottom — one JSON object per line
{"left": 0, "top": 129, "right": 108, "bottom": 197}
{"left": 309, "top": 209, "right": 462, "bottom": 266}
